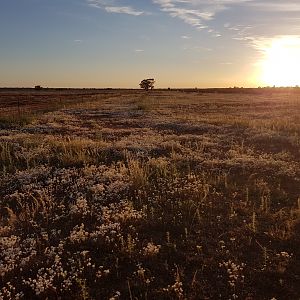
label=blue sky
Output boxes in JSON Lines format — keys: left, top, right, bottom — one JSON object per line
{"left": 1, "top": 0, "right": 300, "bottom": 88}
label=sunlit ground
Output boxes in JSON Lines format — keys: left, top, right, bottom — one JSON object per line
{"left": 0, "top": 89, "right": 300, "bottom": 299}
{"left": 259, "top": 36, "right": 300, "bottom": 87}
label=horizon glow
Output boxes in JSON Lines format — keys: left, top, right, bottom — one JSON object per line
{"left": 1, "top": 0, "right": 300, "bottom": 88}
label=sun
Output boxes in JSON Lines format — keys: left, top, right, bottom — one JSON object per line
{"left": 260, "top": 36, "right": 300, "bottom": 87}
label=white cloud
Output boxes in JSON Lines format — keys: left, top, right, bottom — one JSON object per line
{"left": 134, "top": 49, "right": 144, "bottom": 52}
{"left": 153, "top": 0, "right": 250, "bottom": 30}
{"left": 105, "top": 6, "right": 144, "bottom": 16}
{"left": 183, "top": 45, "right": 212, "bottom": 52}
{"left": 248, "top": 1, "right": 300, "bottom": 12}
{"left": 248, "top": 35, "right": 300, "bottom": 53}
{"left": 153, "top": 0, "right": 213, "bottom": 30}
{"left": 153, "top": 0, "right": 300, "bottom": 35}
{"left": 87, "top": 0, "right": 144, "bottom": 16}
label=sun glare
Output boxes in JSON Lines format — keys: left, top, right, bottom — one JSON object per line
{"left": 260, "top": 36, "right": 300, "bottom": 87}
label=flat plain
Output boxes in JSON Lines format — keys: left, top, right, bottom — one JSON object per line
{"left": 0, "top": 88, "right": 299, "bottom": 299}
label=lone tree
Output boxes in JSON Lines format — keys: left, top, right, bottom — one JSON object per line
{"left": 139, "top": 78, "right": 155, "bottom": 91}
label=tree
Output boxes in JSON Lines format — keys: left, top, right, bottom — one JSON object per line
{"left": 139, "top": 79, "right": 155, "bottom": 91}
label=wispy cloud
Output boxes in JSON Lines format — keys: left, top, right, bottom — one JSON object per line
{"left": 134, "top": 49, "right": 144, "bottom": 53}
{"left": 153, "top": 0, "right": 300, "bottom": 38}
{"left": 248, "top": 1, "right": 300, "bottom": 12}
{"left": 247, "top": 35, "right": 300, "bottom": 53}
{"left": 87, "top": 0, "right": 144, "bottom": 16}
{"left": 104, "top": 6, "right": 143, "bottom": 16}
{"left": 181, "top": 35, "right": 191, "bottom": 39}
{"left": 183, "top": 45, "right": 212, "bottom": 52}
{"left": 153, "top": 0, "right": 212, "bottom": 30}
{"left": 153, "top": 0, "right": 251, "bottom": 31}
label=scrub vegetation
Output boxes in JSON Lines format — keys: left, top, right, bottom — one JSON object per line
{"left": 0, "top": 88, "right": 299, "bottom": 299}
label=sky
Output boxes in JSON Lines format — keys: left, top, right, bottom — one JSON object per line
{"left": 1, "top": 0, "right": 300, "bottom": 88}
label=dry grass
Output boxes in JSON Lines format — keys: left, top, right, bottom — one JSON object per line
{"left": 0, "top": 89, "right": 299, "bottom": 299}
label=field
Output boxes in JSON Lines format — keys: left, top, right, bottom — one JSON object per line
{"left": 0, "top": 88, "right": 300, "bottom": 299}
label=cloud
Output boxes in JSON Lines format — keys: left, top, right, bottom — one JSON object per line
{"left": 183, "top": 45, "right": 212, "bottom": 52}
{"left": 248, "top": 35, "right": 300, "bottom": 53}
{"left": 153, "top": 0, "right": 300, "bottom": 36}
{"left": 153, "top": 0, "right": 250, "bottom": 31}
{"left": 153, "top": 0, "right": 213, "bottom": 30}
{"left": 105, "top": 6, "right": 144, "bottom": 16}
{"left": 87, "top": 0, "right": 144, "bottom": 16}
{"left": 248, "top": 1, "right": 300, "bottom": 12}
{"left": 134, "top": 49, "right": 144, "bottom": 52}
